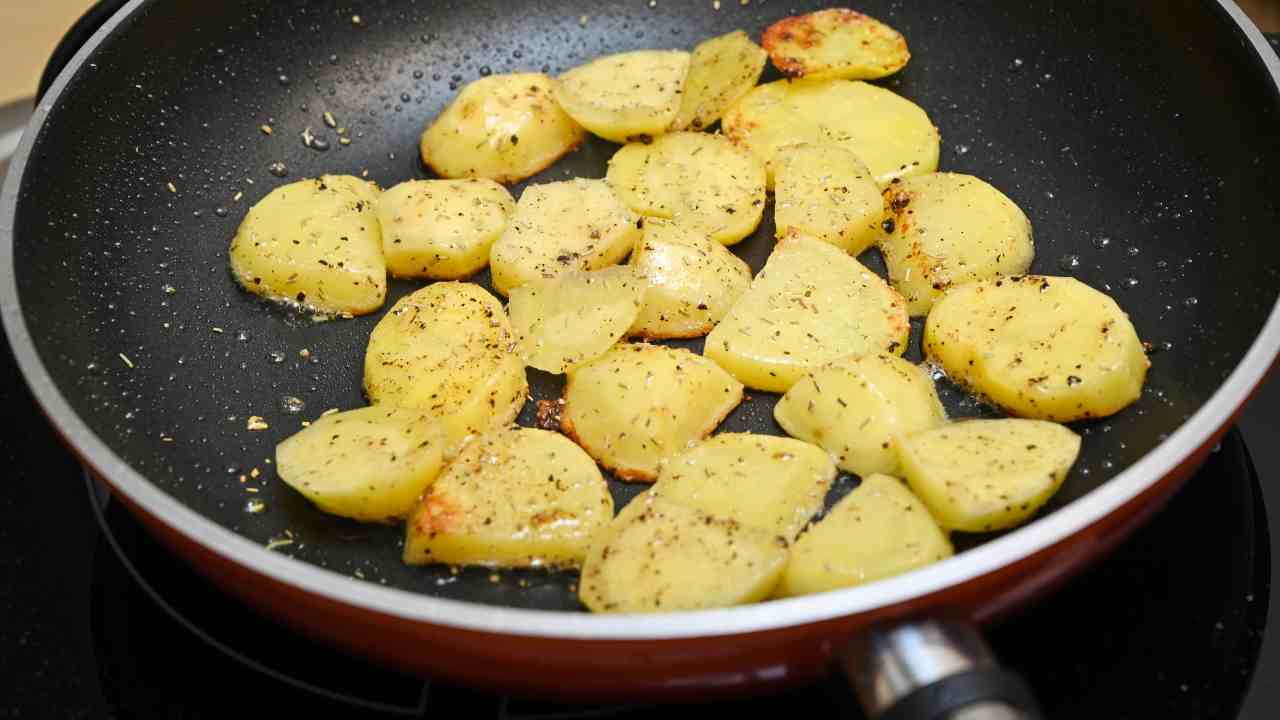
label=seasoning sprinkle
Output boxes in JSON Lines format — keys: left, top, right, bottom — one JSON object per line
{"left": 323, "top": 111, "right": 337, "bottom": 128}
{"left": 265, "top": 537, "right": 294, "bottom": 551}
{"left": 339, "top": 137, "right": 351, "bottom": 146}
{"left": 233, "top": 191, "right": 243, "bottom": 202}
{"left": 300, "top": 127, "right": 316, "bottom": 147}
{"left": 247, "top": 416, "right": 270, "bottom": 431}
{"left": 166, "top": 182, "right": 176, "bottom": 193}
{"left": 351, "top": 14, "right": 362, "bottom": 25}
{"left": 259, "top": 124, "right": 273, "bottom": 135}
{"left": 119, "top": 353, "right": 134, "bottom": 368}
{"left": 211, "top": 327, "right": 224, "bottom": 334}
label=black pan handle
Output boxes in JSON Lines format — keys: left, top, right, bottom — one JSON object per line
{"left": 36, "top": 0, "right": 132, "bottom": 104}
{"left": 842, "top": 618, "right": 1042, "bottom": 720}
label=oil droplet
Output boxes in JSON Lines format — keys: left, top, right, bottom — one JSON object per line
{"left": 954, "top": 144, "right": 970, "bottom": 155}
{"left": 1184, "top": 296, "right": 1199, "bottom": 307}
{"left": 1126, "top": 246, "right": 1140, "bottom": 257}
{"left": 412, "top": 69, "right": 424, "bottom": 79}
{"left": 268, "top": 161, "right": 288, "bottom": 177}
{"left": 1156, "top": 259, "right": 1169, "bottom": 270}
{"left": 281, "top": 395, "right": 306, "bottom": 413}
{"left": 268, "top": 351, "right": 285, "bottom": 363}
{"left": 400, "top": 92, "right": 411, "bottom": 102}
{"left": 245, "top": 499, "right": 267, "bottom": 514}
{"left": 478, "top": 65, "right": 492, "bottom": 76}
{"left": 1121, "top": 277, "right": 1139, "bottom": 289}
{"left": 236, "top": 331, "right": 250, "bottom": 342}
{"left": 1057, "top": 254, "right": 1080, "bottom": 270}
{"left": 1101, "top": 459, "right": 1115, "bottom": 470}
{"left": 214, "top": 207, "right": 229, "bottom": 217}
{"left": 277, "top": 74, "right": 290, "bottom": 86}
{"left": 1009, "top": 58, "right": 1024, "bottom": 71}
{"left": 162, "top": 284, "right": 176, "bottom": 294}
{"left": 1092, "top": 236, "right": 1111, "bottom": 249}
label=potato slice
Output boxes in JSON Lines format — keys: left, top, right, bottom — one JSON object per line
{"left": 489, "top": 178, "right": 641, "bottom": 296}
{"left": 924, "top": 276, "right": 1149, "bottom": 421}
{"left": 880, "top": 173, "right": 1034, "bottom": 316}
{"left": 229, "top": 175, "right": 385, "bottom": 316}
{"left": 673, "top": 30, "right": 768, "bottom": 131}
{"left": 774, "top": 143, "right": 884, "bottom": 254}
{"left": 553, "top": 50, "right": 690, "bottom": 143}
{"left": 628, "top": 220, "right": 752, "bottom": 339}
{"left": 762, "top": 8, "right": 910, "bottom": 81}
{"left": 579, "top": 494, "right": 789, "bottom": 613}
{"left": 722, "top": 78, "right": 939, "bottom": 188}
{"left": 509, "top": 267, "right": 645, "bottom": 374}
{"left": 375, "top": 179, "right": 515, "bottom": 280}
{"left": 276, "top": 407, "right": 446, "bottom": 522}
{"left": 705, "top": 234, "right": 909, "bottom": 393}
{"left": 561, "top": 343, "right": 744, "bottom": 481}
{"left": 775, "top": 474, "right": 952, "bottom": 597}
{"left": 896, "top": 419, "right": 1082, "bottom": 532}
{"left": 363, "top": 282, "right": 528, "bottom": 457}
{"left": 419, "top": 73, "right": 585, "bottom": 183}
{"left": 606, "top": 132, "right": 766, "bottom": 246}
{"left": 404, "top": 427, "right": 613, "bottom": 568}
{"left": 774, "top": 355, "right": 946, "bottom": 477}
{"left": 651, "top": 433, "right": 835, "bottom": 541}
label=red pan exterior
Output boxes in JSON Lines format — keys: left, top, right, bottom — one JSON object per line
{"left": 100, "top": 420, "right": 1224, "bottom": 702}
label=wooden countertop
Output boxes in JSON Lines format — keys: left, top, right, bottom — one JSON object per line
{"left": 0, "top": 1, "right": 1275, "bottom": 108}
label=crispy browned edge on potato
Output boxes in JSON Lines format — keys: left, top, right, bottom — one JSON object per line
{"left": 761, "top": 8, "right": 909, "bottom": 78}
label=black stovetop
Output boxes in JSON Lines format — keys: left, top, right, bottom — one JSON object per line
{"left": 1, "top": 312, "right": 1277, "bottom": 718}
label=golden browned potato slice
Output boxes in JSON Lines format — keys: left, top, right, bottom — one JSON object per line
{"left": 509, "top": 266, "right": 645, "bottom": 374}
{"left": 276, "top": 407, "right": 446, "bottom": 523}
{"left": 762, "top": 8, "right": 909, "bottom": 81}
{"left": 774, "top": 354, "right": 946, "bottom": 477}
{"left": 673, "top": 30, "right": 768, "bottom": 131}
{"left": 880, "top": 173, "right": 1034, "bottom": 316}
{"left": 651, "top": 433, "right": 835, "bottom": 540}
{"left": 605, "top": 132, "right": 766, "bottom": 246}
{"left": 775, "top": 474, "right": 952, "bottom": 597}
{"left": 924, "top": 276, "right": 1149, "bottom": 421}
{"left": 705, "top": 234, "right": 909, "bottom": 393}
{"left": 722, "top": 78, "right": 939, "bottom": 188}
{"left": 489, "top": 178, "right": 642, "bottom": 296}
{"left": 419, "top": 73, "right": 585, "bottom": 184}
{"left": 895, "top": 419, "right": 1082, "bottom": 532}
{"left": 229, "top": 175, "right": 385, "bottom": 316}
{"left": 561, "top": 343, "right": 744, "bottom": 481}
{"left": 774, "top": 143, "right": 884, "bottom": 254}
{"left": 403, "top": 427, "right": 613, "bottom": 568}
{"left": 553, "top": 50, "right": 690, "bottom": 143}
{"left": 579, "top": 494, "right": 789, "bottom": 613}
{"left": 363, "top": 282, "right": 528, "bottom": 457}
{"left": 375, "top": 179, "right": 515, "bottom": 280}
{"left": 628, "top": 220, "right": 752, "bottom": 339}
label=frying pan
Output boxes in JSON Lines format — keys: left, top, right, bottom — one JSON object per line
{"left": 4, "top": 0, "right": 1280, "bottom": 715}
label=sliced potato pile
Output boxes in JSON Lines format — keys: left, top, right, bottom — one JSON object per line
{"left": 628, "top": 219, "right": 752, "bottom": 339}
{"left": 774, "top": 354, "right": 946, "bottom": 477}
{"left": 229, "top": 175, "right": 386, "bottom": 316}
{"left": 896, "top": 419, "right": 1082, "bottom": 532}
{"left": 925, "top": 276, "right": 1149, "bottom": 421}
{"left": 762, "top": 8, "right": 910, "bottom": 81}
{"left": 375, "top": 178, "right": 515, "bottom": 280}
{"left": 561, "top": 343, "right": 744, "bottom": 480}
{"left": 363, "top": 282, "right": 528, "bottom": 457}
{"left": 404, "top": 427, "right": 613, "bottom": 568}
{"left": 674, "top": 30, "right": 768, "bottom": 131}
{"left": 775, "top": 474, "right": 952, "bottom": 598}
{"left": 419, "top": 73, "right": 585, "bottom": 184}
{"left": 489, "top": 178, "right": 642, "bottom": 296}
{"left": 723, "top": 78, "right": 939, "bottom": 187}
{"left": 509, "top": 266, "right": 644, "bottom": 374}
{"left": 578, "top": 495, "right": 789, "bottom": 613}
{"left": 606, "top": 132, "right": 766, "bottom": 246}
{"left": 705, "top": 234, "right": 909, "bottom": 393}
{"left": 276, "top": 407, "right": 446, "bottom": 522}
{"left": 651, "top": 433, "right": 835, "bottom": 540}
{"left": 553, "top": 50, "right": 690, "bottom": 143}
{"left": 880, "top": 173, "right": 1034, "bottom": 316}
{"left": 774, "top": 143, "right": 884, "bottom": 254}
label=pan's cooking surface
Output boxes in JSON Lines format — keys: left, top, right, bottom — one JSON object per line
{"left": 10, "top": 0, "right": 1280, "bottom": 610}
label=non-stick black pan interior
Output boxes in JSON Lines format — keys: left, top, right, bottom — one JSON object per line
{"left": 11, "top": 0, "right": 1280, "bottom": 610}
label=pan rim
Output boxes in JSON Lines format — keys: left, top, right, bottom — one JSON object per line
{"left": 3, "top": 0, "right": 1279, "bottom": 642}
